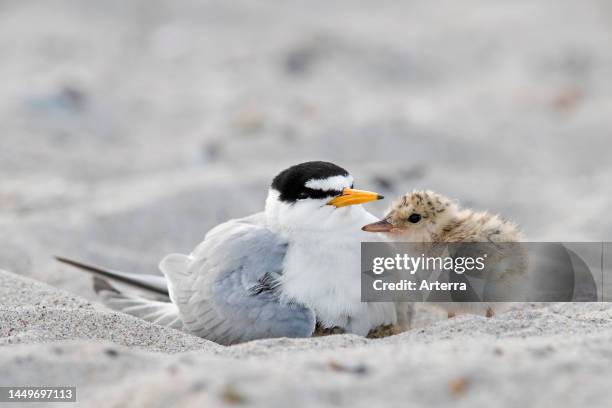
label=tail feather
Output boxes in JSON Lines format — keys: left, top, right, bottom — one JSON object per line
{"left": 96, "top": 279, "right": 183, "bottom": 330}
{"left": 56, "top": 256, "right": 182, "bottom": 330}
{"left": 93, "top": 276, "right": 120, "bottom": 294}
{"left": 55, "top": 256, "right": 169, "bottom": 297}
{"left": 159, "top": 253, "right": 192, "bottom": 304}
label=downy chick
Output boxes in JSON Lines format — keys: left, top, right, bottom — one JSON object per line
{"left": 362, "top": 190, "right": 526, "bottom": 318}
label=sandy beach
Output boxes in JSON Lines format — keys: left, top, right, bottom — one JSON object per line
{"left": 1, "top": 0, "right": 612, "bottom": 406}
{"left": 4, "top": 269, "right": 612, "bottom": 407}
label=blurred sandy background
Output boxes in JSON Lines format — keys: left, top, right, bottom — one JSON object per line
{"left": 1, "top": 2, "right": 612, "bottom": 407}
{"left": 1, "top": 0, "right": 611, "bottom": 298}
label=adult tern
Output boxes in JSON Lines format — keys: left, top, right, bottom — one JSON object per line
{"left": 58, "top": 161, "right": 398, "bottom": 344}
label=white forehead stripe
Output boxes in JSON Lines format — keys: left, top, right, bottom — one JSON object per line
{"left": 305, "top": 175, "right": 353, "bottom": 191}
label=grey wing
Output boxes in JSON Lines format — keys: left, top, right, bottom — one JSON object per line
{"left": 161, "top": 217, "right": 315, "bottom": 345}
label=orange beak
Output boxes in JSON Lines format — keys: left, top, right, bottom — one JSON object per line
{"left": 361, "top": 219, "right": 395, "bottom": 232}
{"left": 326, "top": 187, "right": 384, "bottom": 208}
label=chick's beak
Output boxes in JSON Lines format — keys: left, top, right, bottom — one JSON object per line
{"left": 361, "top": 219, "right": 395, "bottom": 232}
{"left": 326, "top": 187, "right": 384, "bottom": 208}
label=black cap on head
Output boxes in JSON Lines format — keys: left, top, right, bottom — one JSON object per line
{"left": 271, "top": 161, "right": 350, "bottom": 203}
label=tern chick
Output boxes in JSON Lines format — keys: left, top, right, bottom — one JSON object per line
{"left": 363, "top": 190, "right": 525, "bottom": 318}
{"left": 364, "top": 190, "right": 522, "bottom": 243}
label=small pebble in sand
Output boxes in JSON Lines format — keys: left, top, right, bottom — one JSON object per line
{"left": 448, "top": 377, "right": 469, "bottom": 396}
{"left": 327, "top": 360, "right": 369, "bottom": 376}
{"left": 221, "top": 385, "right": 247, "bottom": 405}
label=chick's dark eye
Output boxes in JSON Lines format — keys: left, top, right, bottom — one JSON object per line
{"left": 408, "top": 213, "right": 421, "bottom": 223}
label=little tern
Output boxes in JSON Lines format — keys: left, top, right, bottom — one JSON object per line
{"left": 58, "top": 161, "right": 398, "bottom": 344}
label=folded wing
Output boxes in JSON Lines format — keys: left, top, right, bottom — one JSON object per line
{"left": 160, "top": 214, "right": 315, "bottom": 345}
